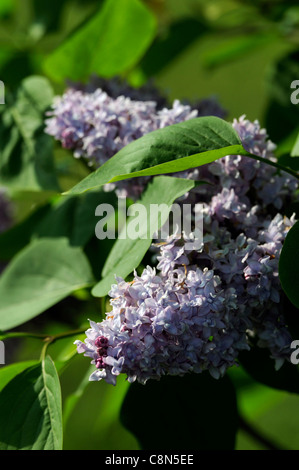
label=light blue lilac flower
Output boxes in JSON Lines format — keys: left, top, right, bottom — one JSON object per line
{"left": 75, "top": 262, "right": 249, "bottom": 385}
{"left": 69, "top": 84, "right": 297, "bottom": 383}
{"left": 155, "top": 212, "right": 296, "bottom": 369}
{"left": 45, "top": 81, "right": 228, "bottom": 199}
{"left": 45, "top": 89, "right": 197, "bottom": 168}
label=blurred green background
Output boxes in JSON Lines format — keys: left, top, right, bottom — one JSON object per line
{"left": 1, "top": 0, "right": 299, "bottom": 450}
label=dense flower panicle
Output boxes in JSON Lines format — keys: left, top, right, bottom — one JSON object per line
{"left": 59, "top": 81, "right": 297, "bottom": 384}
{"left": 75, "top": 264, "right": 250, "bottom": 385}
{"left": 46, "top": 84, "right": 227, "bottom": 200}
{"left": 45, "top": 88, "right": 197, "bottom": 167}
{"left": 75, "top": 208, "right": 295, "bottom": 386}
{"left": 156, "top": 212, "right": 296, "bottom": 367}
{"left": 45, "top": 81, "right": 228, "bottom": 198}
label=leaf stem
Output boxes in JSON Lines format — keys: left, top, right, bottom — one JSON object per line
{"left": 0, "top": 328, "right": 87, "bottom": 343}
{"left": 0, "top": 331, "right": 49, "bottom": 341}
{"left": 246, "top": 152, "right": 299, "bottom": 180}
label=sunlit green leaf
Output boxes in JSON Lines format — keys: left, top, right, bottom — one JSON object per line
{"left": 0, "top": 356, "right": 62, "bottom": 450}
{"left": 92, "top": 176, "right": 199, "bottom": 297}
{"left": 43, "top": 0, "right": 156, "bottom": 82}
{"left": 0, "top": 238, "right": 95, "bottom": 331}
{"left": 0, "top": 76, "right": 59, "bottom": 191}
{"left": 66, "top": 116, "right": 244, "bottom": 195}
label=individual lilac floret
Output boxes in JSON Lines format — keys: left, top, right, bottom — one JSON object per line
{"left": 75, "top": 263, "right": 249, "bottom": 385}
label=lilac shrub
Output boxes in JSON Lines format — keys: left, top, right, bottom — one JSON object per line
{"left": 74, "top": 103, "right": 298, "bottom": 385}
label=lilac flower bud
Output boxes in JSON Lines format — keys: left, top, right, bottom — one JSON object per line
{"left": 94, "top": 336, "right": 109, "bottom": 348}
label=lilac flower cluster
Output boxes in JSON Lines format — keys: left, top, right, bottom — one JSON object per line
{"left": 45, "top": 87, "right": 198, "bottom": 168}
{"left": 75, "top": 264, "right": 249, "bottom": 385}
{"left": 75, "top": 110, "right": 298, "bottom": 385}
{"left": 45, "top": 79, "right": 227, "bottom": 199}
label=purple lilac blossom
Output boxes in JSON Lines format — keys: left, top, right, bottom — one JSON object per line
{"left": 75, "top": 109, "right": 298, "bottom": 384}
{"left": 45, "top": 84, "right": 297, "bottom": 205}
{"left": 45, "top": 89, "right": 197, "bottom": 168}
{"left": 75, "top": 263, "right": 249, "bottom": 385}
{"left": 45, "top": 81, "right": 228, "bottom": 199}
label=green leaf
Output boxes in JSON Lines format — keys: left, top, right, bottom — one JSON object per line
{"left": 291, "top": 132, "right": 299, "bottom": 157}
{"left": 92, "top": 176, "right": 198, "bottom": 297}
{"left": 66, "top": 116, "right": 244, "bottom": 195}
{"left": 63, "top": 364, "right": 94, "bottom": 429}
{"left": 130, "top": 18, "right": 207, "bottom": 85}
{"left": 0, "top": 356, "right": 63, "bottom": 450}
{"left": 36, "top": 190, "right": 117, "bottom": 247}
{"left": 202, "top": 33, "right": 277, "bottom": 69}
{"left": 120, "top": 372, "right": 238, "bottom": 450}
{"left": 43, "top": 0, "right": 156, "bottom": 82}
{"left": 0, "top": 76, "right": 59, "bottom": 191}
{"left": 0, "top": 361, "right": 39, "bottom": 392}
{"left": 279, "top": 220, "right": 299, "bottom": 309}
{"left": 0, "top": 0, "right": 13, "bottom": 18}
{"left": 0, "top": 203, "right": 52, "bottom": 261}
{"left": 0, "top": 238, "right": 95, "bottom": 331}
{"left": 0, "top": 190, "right": 118, "bottom": 261}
